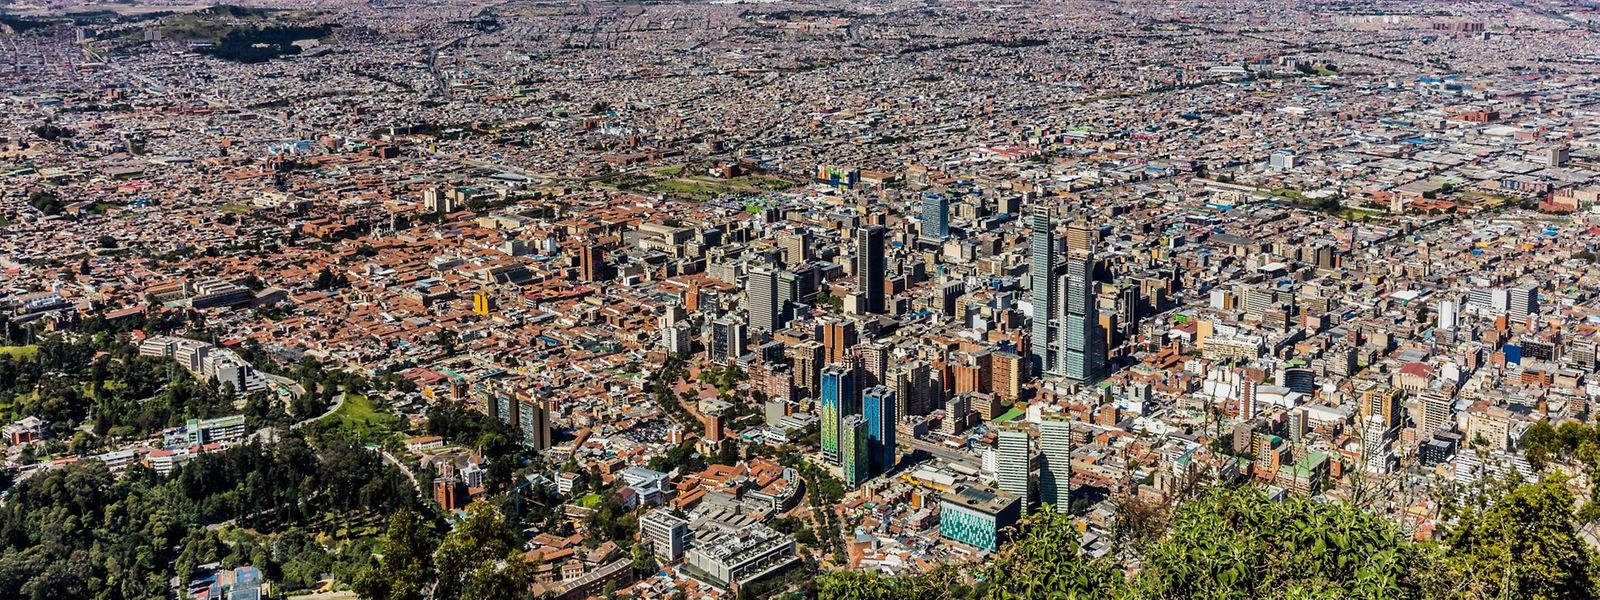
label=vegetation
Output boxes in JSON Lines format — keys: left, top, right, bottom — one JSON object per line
{"left": 0, "top": 430, "right": 422, "bottom": 598}
{"left": 817, "top": 482, "right": 1597, "bottom": 600}
{"left": 198, "top": 25, "right": 333, "bottom": 63}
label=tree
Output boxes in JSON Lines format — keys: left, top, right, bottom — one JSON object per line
{"left": 1131, "top": 486, "right": 1429, "bottom": 599}
{"left": 630, "top": 543, "right": 657, "bottom": 578}
{"left": 434, "top": 502, "right": 530, "bottom": 600}
{"left": 355, "top": 509, "right": 435, "bottom": 600}
{"left": 981, "top": 508, "right": 1121, "bottom": 599}
{"left": 1442, "top": 477, "right": 1597, "bottom": 600}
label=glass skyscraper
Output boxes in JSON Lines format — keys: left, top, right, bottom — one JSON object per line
{"left": 855, "top": 225, "right": 887, "bottom": 314}
{"left": 1029, "top": 206, "right": 1057, "bottom": 376}
{"left": 820, "top": 364, "right": 855, "bottom": 465}
{"left": 920, "top": 192, "right": 950, "bottom": 241}
{"left": 862, "top": 386, "right": 896, "bottom": 476}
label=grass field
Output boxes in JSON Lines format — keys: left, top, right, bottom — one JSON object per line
{"left": 329, "top": 393, "right": 399, "bottom": 442}
{"left": 0, "top": 345, "right": 39, "bottom": 359}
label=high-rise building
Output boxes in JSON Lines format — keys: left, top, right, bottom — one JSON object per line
{"left": 855, "top": 226, "right": 887, "bottom": 314}
{"left": 1060, "top": 222, "right": 1106, "bottom": 383}
{"left": 518, "top": 397, "right": 552, "bottom": 450}
{"left": 1038, "top": 414, "right": 1073, "bottom": 512}
{"left": 1362, "top": 414, "right": 1394, "bottom": 475}
{"left": 996, "top": 427, "right": 1032, "bottom": 514}
{"left": 776, "top": 270, "right": 802, "bottom": 326}
{"left": 841, "top": 415, "right": 868, "bottom": 488}
{"left": 746, "top": 266, "right": 780, "bottom": 334}
{"left": 1360, "top": 386, "right": 1403, "bottom": 431}
{"left": 1437, "top": 299, "right": 1459, "bottom": 332}
{"left": 821, "top": 318, "right": 858, "bottom": 364}
{"left": 1422, "top": 390, "right": 1455, "bottom": 437}
{"left": 943, "top": 395, "right": 969, "bottom": 436}
{"left": 640, "top": 508, "right": 691, "bottom": 561}
{"left": 1508, "top": 286, "right": 1537, "bottom": 322}
{"left": 1029, "top": 207, "right": 1059, "bottom": 376}
{"left": 579, "top": 244, "right": 606, "bottom": 282}
{"left": 779, "top": 230, "right": 812, "bottom": 266}
{"left": 921, "top": 192, "right": 950, "bottom": 241}
{"left": 820, "top": 364, "right": 855, "bottom": 465}
{"left": 854, "top": 341, "right": 888, "bottom": 389}
{"left": 1239, "top": 376, "right": 1258, "bottom": 420}
{"left": 787, "top": 341, "right": 824, "bottom": 400}
{"left": 710, "top": 315, "right": 747, "bottom": 364}
{"left": 862, "top": 386, "right": 896, "bottom": 476}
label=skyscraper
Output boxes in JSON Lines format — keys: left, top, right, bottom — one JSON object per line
{"left": 996, "top": 426, "right": 1032, "bottom": 514}
{"left": 820, "top": 364, "right": 855, "bottom": 465}
{"left": 853, "top": 341, "right": 888, "bottom": 389}
{"left": 746, "top": 266, "right": 779, "bottom": 334}
{"left": 821, "top": 318, "right": 858, "bottom": 364}
{"left": 579, "top": 244, "right": 606, "bottom": 282}
{"left": 842, "top": 415, "right": 868, "bottom": 488}
{"left": 1029, "top": 206, "right": 1058, "bottom": 376}
{"left": 1038, "top": 414, "right": 1072, "bottom": 512}
{"left": 921, "top": 192, "right": 950, "bottom": 242}
{"left": 855, "top": 225, "right": 887, "bottom": 314}
{"left": 709, "top": 315, "right": 746, "bottom": 364}
{"left": 862, "top": 386, "right": 896, "bottom": 476}
{"left": 1060, "top": 219, "right": 1106, "bottom": 384}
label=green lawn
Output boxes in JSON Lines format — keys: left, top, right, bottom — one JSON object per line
{"left": 576, "top": 493, "right": 604, "bottom": 509}
{"left": 328, "top": 393, "right": 399, "bottom": 442}
{"left": 0, "top": 345, "right": 39, "bottom": 359}
{"left": 219, "top": 202, "right": 252, "bottom": 214}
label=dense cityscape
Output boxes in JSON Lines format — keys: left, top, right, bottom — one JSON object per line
{"left": 3, "top": 0, "right": 1600, "bottom": 598}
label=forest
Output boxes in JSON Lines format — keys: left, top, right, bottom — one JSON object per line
{"left": 818, "top": 479, "right": 1595, "bottom": 600}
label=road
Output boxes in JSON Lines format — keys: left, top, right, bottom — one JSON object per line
{"left": 377, "top": 447, "right": 423, "bottom": 496}
{"left": 291, "top": 390, "right": 346, "bottom": 430}
{"left": 902, "top": 437, "right": 982, "bottom": 469}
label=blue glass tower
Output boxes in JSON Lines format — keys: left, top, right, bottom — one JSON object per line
{"left": 921, "top": 192, "right": 950, "bottom": 241}
{"left": 820, "top": 364, "right": 855, "bottom": 465}
{"left": 862, "top": 386, "right": 896, "bottom": 476}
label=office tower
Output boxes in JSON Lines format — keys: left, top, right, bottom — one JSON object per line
{"left": 854, "top": 341, "right": 888, "bottom": 389}
{"left": 1508, "top": 286, "right": 1537, "bottom": 321}
{"left": 1362, "top": 414, "right": 1393, "bottom": 475}
{"left": 518, "top": 398, "right": 551, "bottom": 450}
{"left": 1283, "top": 368, "right": 1315, "bottom": 395}
{"left": 996, "top": 427, "right": 1032, "bottom": 514}
{"left": 1038, "top": 414, "right": 1073, "bottom": 512}
{"left": 855, "top": 226, "right": 887, "bottom": 314}
{"left": 1060, "top": 220, "right": 1106, "bottom": 384}
{"left": 842, "top": 415, "right": 868, "bottom": 488}
{"left": 779, "top": 230, "right": 811, "bottom": 266}
{"left": 787, "top": 341, "right": 824, "bottom": 399}
{"left": 710, "top": 315, "right": 746, "bottom": 364}
{"left": 1422, "top": 390, "right": 1455, "bottom": 437}
{"left": 640, "top": 508, "right": 691, "bottom": 561}
{"left": 863, "top": 386, "right": 896, "bottom": 475}
{"left": 1029, "top": 207, "right": 1059, "bottom": 376}
{"left": 991, "top": 352, "right": 1023, "bottom": 402}
{"left": 777, "top": 270, "right": 801, "bottom": 326}
{"left": 579, "top": 244, "right": 606, "bottom": 282}
{"left": 821, "top": 318, "right": 857, "bottom": 363}
{"left": 942, "top": 395, "right": 969, "bottom": 436}
{"left": 1360, "top": 387, "right": 1403, "bottom": 431}
{"left": 1437, "top": 299, "right": 1459, "bottom": 332}
{"left": 1239, "top": 376, "right": 1257, "bottom": 420}
{"left": 921, "top": 192, "right": 950, "bottom": 241}
{"left": 662, "top": 321, "right": 693, "bottom": 355}
{"left": 746, "top": 266, "right": 779, "bottom": 334}
{"left": 820, "top": 364, "right": 855, "bottom": 465}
